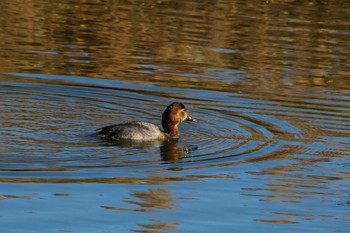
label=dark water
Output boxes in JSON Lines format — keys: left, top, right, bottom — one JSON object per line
{"left": 1, "top": 0, "right": 350, "bottom": 232}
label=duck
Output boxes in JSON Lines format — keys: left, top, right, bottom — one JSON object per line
{"left": 95, "top": 102, "right": 196, "bottom": 141}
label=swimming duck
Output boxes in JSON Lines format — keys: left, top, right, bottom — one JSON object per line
{"left": 95, "top": 102, "right": 196, "bottom": 140}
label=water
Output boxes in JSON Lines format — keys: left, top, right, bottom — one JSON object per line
{"left": 1, "top": 0, "right": 350, "bottom": 232}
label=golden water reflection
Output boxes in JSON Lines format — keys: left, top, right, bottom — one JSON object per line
{"left": 0, "top": 0, "right": 349, "bottom": 93}
{"left": 103, "top": 188, "right": 180, "bottom": 231}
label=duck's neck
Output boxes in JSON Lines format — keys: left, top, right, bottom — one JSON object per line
{"left": 163, "top": 124, "right": 179, "bottom": 138}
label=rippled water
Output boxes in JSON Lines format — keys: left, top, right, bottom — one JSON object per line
{"left": 1, "top": 0, "right": 350, "bottom": 232}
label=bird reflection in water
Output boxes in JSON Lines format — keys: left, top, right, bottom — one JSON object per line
{"left": 103, "top": 138, "right": 198, "bottom": 161}
{"left": 160, "top": 139, "right": 198, "bottom": 161}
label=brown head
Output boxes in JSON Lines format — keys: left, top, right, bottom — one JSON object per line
{"left": 161, "top": 102, "right": 196, "bottom": 138}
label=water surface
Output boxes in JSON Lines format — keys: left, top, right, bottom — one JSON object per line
{"left": 0, "top": 0, "right": 349, "bottom": 232}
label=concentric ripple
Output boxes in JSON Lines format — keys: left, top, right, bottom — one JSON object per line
{"left": 2, "top": 72, "right": 342, "bottom": 179}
